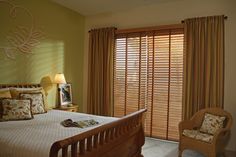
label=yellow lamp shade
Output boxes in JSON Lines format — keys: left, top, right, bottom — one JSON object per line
{"left": 54, "top": 73, "right": 66, "bottom": 84}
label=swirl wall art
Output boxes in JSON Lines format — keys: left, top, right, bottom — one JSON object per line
{"left": 0, "top": 0, "right": 44, "bottom": 60}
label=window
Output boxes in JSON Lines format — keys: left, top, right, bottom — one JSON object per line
{"left": 114, "top": 26, "right": 184, "bottom": 140}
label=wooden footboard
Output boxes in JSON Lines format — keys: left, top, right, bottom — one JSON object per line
{"left": 50, "top": 109, "right": 147, "bottom": 157}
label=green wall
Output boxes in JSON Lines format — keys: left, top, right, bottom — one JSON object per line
{"left": 0, "top": 0, "right": 85, "bottom": 109}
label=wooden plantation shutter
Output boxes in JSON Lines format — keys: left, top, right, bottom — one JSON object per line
{"left": 114, "top": 33, "right": 148, "bottom": 117}
{"left": 114, "top": 26, "right": 184, "bottom": 140}
{"left": 145, "top": 29, "right": 184, "bottom": 140}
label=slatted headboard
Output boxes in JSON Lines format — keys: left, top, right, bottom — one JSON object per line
{"left": 0, "top": 84, "right": 41, "bottom": 89}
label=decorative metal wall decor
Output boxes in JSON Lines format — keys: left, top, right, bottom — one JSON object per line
{"left": 0, "top": 0, "right": 44, "bottom": 59}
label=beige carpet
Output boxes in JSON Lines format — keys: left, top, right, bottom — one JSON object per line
{"left": 142, "top": 137, "right": 235, "bottom": 157}
{"left": 143, "top": 137, "right": 204, "bottom": 157}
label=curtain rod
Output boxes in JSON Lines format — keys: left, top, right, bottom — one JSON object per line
{"left": 181, "top": 15, "right": 228, "bottom": 23}
{"left": 115, "top": 24, "right": 183, "bottom": 34}
{"left": 88, "top": 24, "right": 183, "bottom": 34}
{"left": 88, "top": 27, "right": 117, "bottom": 33}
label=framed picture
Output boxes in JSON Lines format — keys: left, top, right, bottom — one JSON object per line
{"left": 59, "top": 84, "right": 72, "bottom": 106}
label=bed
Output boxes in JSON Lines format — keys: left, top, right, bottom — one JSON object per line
{"left": 0, "top": 84, "right": 146, "bottom": 157}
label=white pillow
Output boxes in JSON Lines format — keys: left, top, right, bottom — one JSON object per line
{"left": 9, "top": 87, "right": 42, "bottom": 91}
{"left": 0, "top": 88, "right": 10, "bottom": 92}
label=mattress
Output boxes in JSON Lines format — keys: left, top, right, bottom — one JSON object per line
{"left": 0, "top": 110, "right": 117, "bottom": 157}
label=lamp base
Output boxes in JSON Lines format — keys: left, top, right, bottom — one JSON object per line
{"left": 67, "top": 104, "right": 73, "bottom": 107}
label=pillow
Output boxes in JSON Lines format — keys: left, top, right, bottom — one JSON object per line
{"left": 0, "top": 88, "right": 10, "bottom": 91}
{"left": 10, "top": 87, "right": 42, "bottom": 98}
{"left": 200, "top": 113, "right": 226, "bottom": 135}
{"left": 0, "top": 89, "right": 12, "bottom": 98}
{"left": 0, "top": 89, "right": 12, "bottom": 116}
{"left": 1, "top": 99, "right": 33, "bottom": 121}
{"left": 0, "top": 98, "right": 5, "bottom": 119}
{"left": 10, "top": 87, "right": 48, "bottom": 110}
{"left": 19, "top": 93, "right": 46, "bottom": 114}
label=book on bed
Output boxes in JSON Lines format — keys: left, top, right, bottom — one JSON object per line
{"left": 61, "top": 119, "right": 99, "bottom": 128}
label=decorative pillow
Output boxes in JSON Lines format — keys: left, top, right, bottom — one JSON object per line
{"left": 0, "top": 88, "right": 11, "bottom": 118}
{"left": 10, "top": 87, "right": 48, "bottom": 110}
{"left": 200, "top": 113, "right": 226, "bottom": 135}
{"left": 20, "top": 93, "right": 46, "bottom": 114}
{"left": 0, "top": 98, "right": 5, "bottom": 119}
{"left": 1, "top": 99, "right": 33, "bottom": 121}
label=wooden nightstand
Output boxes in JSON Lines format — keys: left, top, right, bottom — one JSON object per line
{"left": 54, "top": 104, "right": 78, "bottom": 112}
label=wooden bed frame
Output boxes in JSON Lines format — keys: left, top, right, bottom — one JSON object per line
{"left": 0, "top": 84, "right": 147, "bottom": 157}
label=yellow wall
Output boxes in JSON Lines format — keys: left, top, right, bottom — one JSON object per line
{"left": 0, "top": 0, "right": 85, "bottom": 109}
{"left": 84, "top": 0, "right": 236, "bottom": 151}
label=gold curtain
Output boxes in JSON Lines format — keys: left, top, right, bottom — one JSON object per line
{"left": 87, "top": 27, "right": 115, "bottom": 116}
{"left": 183, "top": 15, "right": 225, "bottom": 120}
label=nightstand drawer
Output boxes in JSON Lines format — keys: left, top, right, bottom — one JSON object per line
{"left": 54, "top": 104, "right": 78, "bottom": 112}
{"left": 66, "top": 108, "right": 78, "bottom": 112}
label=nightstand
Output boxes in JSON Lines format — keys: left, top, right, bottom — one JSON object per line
{"left": 54, "top": 104, "right": 78, "bottom": 112}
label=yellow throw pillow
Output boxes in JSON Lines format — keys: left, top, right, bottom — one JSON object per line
{"left": 0, "top": 90, "right": 12, "bottom": 98}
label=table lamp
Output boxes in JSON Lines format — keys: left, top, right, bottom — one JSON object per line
{"left": 54, "top": 73, "right": 66, "bottom": 106}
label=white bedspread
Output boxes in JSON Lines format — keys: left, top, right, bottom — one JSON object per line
{"left": 0, "top": 110, "right": 117, "bottom": 157}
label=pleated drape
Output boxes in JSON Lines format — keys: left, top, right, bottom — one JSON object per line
{"left": 87, "top": 27, "right": 115, "bottom": 116}
{"left": 183, "top": 15, "right": 225, "bottom": 120}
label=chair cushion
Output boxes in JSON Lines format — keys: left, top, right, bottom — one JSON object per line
{"left": 200, "top": 113, "right": 226, "bottom": 135}
{"left": 183, "top": 129, "right": 213, "bottom": 143}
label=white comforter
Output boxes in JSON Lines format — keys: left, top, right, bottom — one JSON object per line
{"left": 0, "top": 110, "right": 117, "bottom": 157}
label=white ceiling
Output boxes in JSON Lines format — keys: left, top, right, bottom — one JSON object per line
{"left": 51, "top": 0, "right": 182, "bottom": 16}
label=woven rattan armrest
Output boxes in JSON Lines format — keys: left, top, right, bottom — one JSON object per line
{"left": 212, "top": 128, "right": 231, "bottom": 144}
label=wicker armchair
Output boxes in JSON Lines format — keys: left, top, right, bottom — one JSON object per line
{"left": 178, "top": 107, "right": 233, "bottom": 157}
